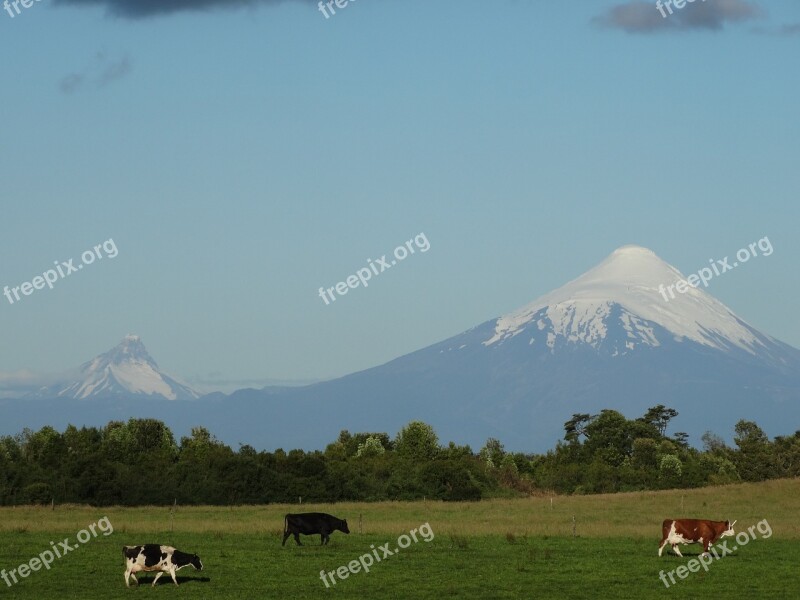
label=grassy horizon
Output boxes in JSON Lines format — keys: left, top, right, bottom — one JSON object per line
{"left": 2, "top": 477, "right": 798, "bottom": 539}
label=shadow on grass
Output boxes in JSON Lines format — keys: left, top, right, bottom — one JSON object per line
{"left": 660, "top": 552, "right": 739, "bottom": 558}
{"left": 136, "top": 576, "right": 211, "bottom": 586}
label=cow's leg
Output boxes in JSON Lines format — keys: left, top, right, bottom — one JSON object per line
{"left": 125, "top": 568, "right": 139, "bottom": 587}
{"left": 170, "top": 568, "right": 179, "bottom": 586}
{"left": 672, "top": 544, "right": 683, "bottom": 558}
{"left": 282, "top": 531, "right": 291, "bottom": 546}
{"left": 294, "top": 532, "right": 302, "bottom": 546}
{"left": 658, "top": 539, "right": 668, "bottom": 556}
{"left": 152, "top": 572, "right": 164, "bottom": 587}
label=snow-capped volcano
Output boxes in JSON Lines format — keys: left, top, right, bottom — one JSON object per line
{"left": 4, "top": 246, "right": 799, "bottom": 453}
{"left": 484, "top": 245, "right": 775, "bottom": 359}
{"left": 201, "top": 243, "right": 797, "bottom": 451}
{"left": 53, "top": 335, "right": 198, "bottom": 401}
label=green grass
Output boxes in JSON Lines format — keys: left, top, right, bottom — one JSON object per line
{"left": 1, "top": 479, "right": 799, "bottom": 599}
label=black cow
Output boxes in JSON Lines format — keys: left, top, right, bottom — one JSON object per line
{"left": 123, "top": 545, "right": 203, "bottom": 587}
{"left": 283, "top": 512, "right": 350, "bottom": 546}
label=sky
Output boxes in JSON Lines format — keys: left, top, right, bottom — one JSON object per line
{"left": 1, "top": 0, "right": 798, "bottom": 394}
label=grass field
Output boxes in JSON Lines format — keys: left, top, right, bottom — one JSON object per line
{"left": 1, "top": 479, "right": 799, "bottom": 599}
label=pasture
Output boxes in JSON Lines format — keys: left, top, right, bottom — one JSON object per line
{"left": 1, "top": 479, "right": 799, "bottom": 599}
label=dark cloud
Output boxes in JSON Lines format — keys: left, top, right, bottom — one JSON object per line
{"left": 59, "top": 52, "right": 132, "bottom": 94}
{"left": 53, "top": 0, "right": 310, "bottom": 19}
{"left": 593, "top": 0, "right": 763, "bottom": 34}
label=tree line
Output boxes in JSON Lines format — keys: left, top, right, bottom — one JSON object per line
{"left": 0, "top": 407, "right": 797, "bottom": 505}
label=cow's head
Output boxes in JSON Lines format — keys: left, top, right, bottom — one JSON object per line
{"left": 340, "top": 519, "right": 351, "bottom": 534}
{"left": 190, "top": 555, "right": 204, "bottom": 571}
{"left": 721, "top": 520, "right": 736, "bottom": 538}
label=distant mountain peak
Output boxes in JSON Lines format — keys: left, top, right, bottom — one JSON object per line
{"left": 484, "top": 245, "right": 770, "bottom": 356}
{"left": 54, "top": 336, "right": 198, "bottom": 401}
{"left": 98, "top": 334, "right": 157, "bottom": 367}
{"left": 607, "top": 244, "right": 661, "bottom": 261}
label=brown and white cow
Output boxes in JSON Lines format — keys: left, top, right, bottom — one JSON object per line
{"left": 123, "top": 545, "right": 203, "bottom": 587}
{"left": 658, "top": 519, "right": 736, "bottom": 557}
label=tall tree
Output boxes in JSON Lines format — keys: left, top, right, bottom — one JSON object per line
{"left": 564, "top": 413, "right": 595, "bottom": 443}
{"left": 641, "top": 405, "right": 678, "bottom": 436}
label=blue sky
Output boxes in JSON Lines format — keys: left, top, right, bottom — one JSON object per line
{"left": 1, "top": 0, "right": 798, "bottom": 393}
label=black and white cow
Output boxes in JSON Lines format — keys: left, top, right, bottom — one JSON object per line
{"left": 123, "top": 545, "right": 203, "bottom": 587}
{"left": 283, "top": 513, "right": 350, "bottom": 546}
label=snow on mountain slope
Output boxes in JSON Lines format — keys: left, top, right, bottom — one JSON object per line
{"left": 484, "top": 245, "right": 770, "bottom": 355}
{"left": 55, "top": 335, "right": 198, "bottom": 400}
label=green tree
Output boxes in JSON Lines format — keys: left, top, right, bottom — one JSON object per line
{"left": 640, "top": 405, "right": 678, "bottom": 437}
{"left": 732, "top": 420, "right": 773, "bottom": 481}
{"left": 395, "top": 421, "right": 440, "bottom": 461}
{"left": 356, "top": 436, "right": 386, "bottom": 458}
{"left": 631, "top": 437, "right": 658, "bottom": 470}
{"left": 659, "top": 454, "right": 682, "bottom": 487}
{"left": 479, "top": 438, "right": 505, "bottom": 468}
{"left": 564, "top": 413, "right": 594, "bottom": 443}
{"left": 701, "top": 431, "right": 728, "bottom": 454}
{"left": 583, "top": 410, "right": 632, "bottom": 467}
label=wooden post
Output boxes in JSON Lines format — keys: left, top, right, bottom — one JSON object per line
{"left": 170, "top": 498, "right": 177, "bottom": 533}
{"left": 572, "top": 515, "right": 576, "bottom": 537}
{"left": 550, "top": 497, "right": 553, "bottom": 510}
{"left": 359, "top": 514, "right": 363, "bottom": 535}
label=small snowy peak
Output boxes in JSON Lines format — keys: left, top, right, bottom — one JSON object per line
{"left": 55, "top": 336, "right": 198, "bottom": 400}
{"left": 484, "top": 245, "right": 768, "bottom": 354}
